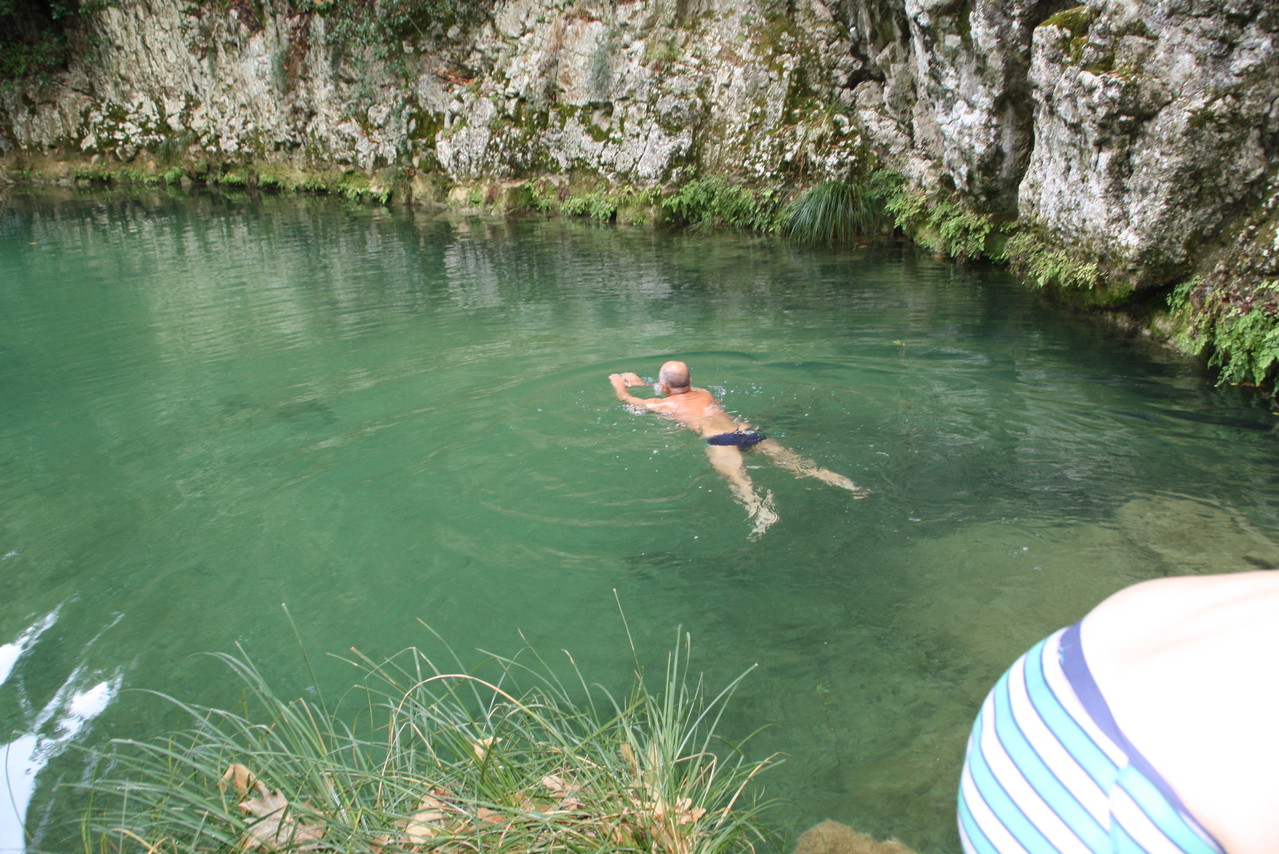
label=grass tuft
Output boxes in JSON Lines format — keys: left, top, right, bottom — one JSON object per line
{"left": 785, "top": 173, "right": 902, "bottom": 245}
{"left": 76, "top": 628, "right": 778, "bottom": 854}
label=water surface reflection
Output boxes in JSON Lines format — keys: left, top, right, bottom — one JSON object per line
{"left": 1, "top": 190, "right": 1277, "bottom": 852}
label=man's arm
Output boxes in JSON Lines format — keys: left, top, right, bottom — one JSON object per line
{"left": 609, "top": 373, "right": 653, "bottom": 408}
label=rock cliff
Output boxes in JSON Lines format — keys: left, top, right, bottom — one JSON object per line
{"left": 1, "top": 0, "right": 1277, "bottom": 377}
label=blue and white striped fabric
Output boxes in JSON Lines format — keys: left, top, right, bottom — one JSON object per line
{"left": 957, "top": 623, "right": 1224, "bottom": 854}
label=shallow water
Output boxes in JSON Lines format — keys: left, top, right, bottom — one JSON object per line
{"left": 2, "top": 189, "right": 1278, "bottom": 852}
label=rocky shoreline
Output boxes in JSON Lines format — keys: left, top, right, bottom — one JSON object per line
{"left": 2, "top": 0, "right": 1276, "bottom": 391}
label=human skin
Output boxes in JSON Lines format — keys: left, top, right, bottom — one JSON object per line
{"left": 1081, "top": 569, "right": 1279, "bottom": 853}
{"left": 608, "top": 361, "right": 866, "bottom": 537}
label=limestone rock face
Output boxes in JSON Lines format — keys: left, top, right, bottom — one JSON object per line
{"left": 843, "top": 0, "right": 1277, "bottom": 287}
{"left": 0, "top": 0, "right": 868, "bottom": 185}
{"left": 1019, "top": 0, "right": 1279, "bottom": 286}
{"left": 430, "top": 0, "right": 867, "bottom": 183}
{"left": 1, "top": 0, "right": 411, "bottom": 169}
{"left": 846, "top": 0, "right": 1056, "bottom": 211}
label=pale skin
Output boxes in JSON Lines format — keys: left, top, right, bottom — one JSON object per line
{"left": 1081, "top": 569, "right": 1279, "bottom": 853}
{"left": 608, "top": 360, "right": 866, "bottom": 537}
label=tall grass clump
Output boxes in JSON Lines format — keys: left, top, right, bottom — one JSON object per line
{"left": 784, "top": 172, "right": 903, "bottom": 245}
{"left": 77, "top": 628, "right": 778, "bottom": 854}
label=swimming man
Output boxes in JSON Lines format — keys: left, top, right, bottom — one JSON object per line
{"left": 608, "top": 360, "right": 866, "bottom": 537}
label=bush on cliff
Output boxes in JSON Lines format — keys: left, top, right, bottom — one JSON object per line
{"left": 292, "top": 0, "right": 493, "bottom": 66}
{"left": 0, "top": 0, "right": 112, "bottom": 83}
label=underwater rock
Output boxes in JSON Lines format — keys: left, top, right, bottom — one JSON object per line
{"left": 792, "top": 820, "right": 918, "bottom": 854}
{"left": 1114, "top": 495, "right": 1279, "bottom": 574}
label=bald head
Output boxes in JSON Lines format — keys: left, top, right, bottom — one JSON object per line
{"left": 658, "top": 361, "right": 691, "bottom": 391}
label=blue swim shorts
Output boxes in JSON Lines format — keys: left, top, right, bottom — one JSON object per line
{"left": 706, "top": 430, "right": 767, "bottom": 448}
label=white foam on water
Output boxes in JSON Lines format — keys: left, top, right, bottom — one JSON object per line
{"left": 0, "top": 613, "right": 120, "bottom": 854}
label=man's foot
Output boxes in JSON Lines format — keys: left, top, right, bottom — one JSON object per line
{"left": 748, "top": 491, "right": 779, "bottom": 540}
{"left": 837, "top": 478, "right": 871, "bottom": 498}
{"left": 814, "top": 469, "right": 870, "bottom": 498}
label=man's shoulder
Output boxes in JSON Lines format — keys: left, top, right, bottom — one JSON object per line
{"left": 645, "top": 397, "right": 682, "bottom": 413}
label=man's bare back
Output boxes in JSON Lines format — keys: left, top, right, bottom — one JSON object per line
{"left": 608, "top": 360, "right": 866, "bottom": 537}
{"left": 608, "top": 369, "right": 743, "bottom": 438}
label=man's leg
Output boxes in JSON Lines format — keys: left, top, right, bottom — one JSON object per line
{"left": 754, "top": 440, "right": 869, "bottom": 497}
{"left": 704, "top": 444, "right": 778, "bottom": 537}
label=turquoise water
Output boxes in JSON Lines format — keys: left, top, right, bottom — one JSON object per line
{"left": 2, "top": 189, "right": 1278, "bottom": 852}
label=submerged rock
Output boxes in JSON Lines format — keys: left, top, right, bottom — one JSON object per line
{"left": 793, "top": 820, "right": 918, "bottom": 854}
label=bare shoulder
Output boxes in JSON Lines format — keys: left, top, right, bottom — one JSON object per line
{"left": 686, "top": 386, "right": 722, "bottom": 409}
{"left": 1086, "top": 570, "right": 1279, "bottom": 646}
{"left": 644, "top": 397, "right": 681, "bottom": 414}
{"left": 1083, "top": 571, "right": 1279, "bottom": 852}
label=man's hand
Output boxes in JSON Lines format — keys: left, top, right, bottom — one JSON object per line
{"left": 609, "top": 372, "right": 644, "bottom": 388}
{"left": 609, "top": 372, "right": 651, "bottom": 406}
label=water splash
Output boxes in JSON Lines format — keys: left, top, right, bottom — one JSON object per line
{"left": 1, "top": 611, "right": 120, "bottom": 854}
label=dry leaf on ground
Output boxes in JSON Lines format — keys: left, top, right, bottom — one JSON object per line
{"left": 471, "top": 737, "right": 502, "bottom": 761}
{"left": 540, "top": 773, "right": 584, "bottom": 812}
{"left": 219, "top": 763, "right": 257, "bottom": 798}
{"left": 404, "top": 791, "right": 457, "bottom": 843}
{"left": 232, "top": 770, "right": 325, "bottom": 852}
{"left": 672, "top": 797, "right": 707, "bottom": 825}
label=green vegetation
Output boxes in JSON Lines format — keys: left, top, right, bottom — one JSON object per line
{"left": 541, "top": 178, "right": 789, "bottom": 231}
{"left": 1168, "top": 279, "right": 1279, "bottom": 390}
{"left": 1041, "top": 5, "right": 1093, "bottom": 38}
{"left": 78, "top": 628, "right": 777, "bottom": 854}
{"left": 533, "top": 172, "right": 978, "bottom": 258}
{"left": 1040, "top": 5, "right": 1096, "bottom": 66}
{"left": 0, "top": 0, "right": 114, "bottom": 83}
{"left": 660, "top": 177, "right": 787, "bottom": 232}
{"left": 525, "top": 179, "right": 559, "bottom": 213}
{"left": 885, "top": 190, "right": 1003, "bottom": 262}
{"left": 535, "top": 183, "right": 661, "bottom": 224}
{"left": 559, "top": 188, "right": 628, "bottom": 222}
{"left": 785, "top": 172, "right": 903, "bottom": 244}
{"left": 286, "top": 0, "right": 493, "bottom": 71}
{"left": 1002, "top": 231, "right": 1103, "bottom": 291}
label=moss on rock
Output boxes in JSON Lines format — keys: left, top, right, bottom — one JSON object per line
{"left": 1041, "top": 5, "right": 1093, "bottom": 38}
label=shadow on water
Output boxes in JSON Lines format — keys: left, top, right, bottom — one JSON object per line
{"left": 1, "top": 190, "right": 1277, "bottom": 852}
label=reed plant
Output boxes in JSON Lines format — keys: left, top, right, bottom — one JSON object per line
{"left": 76, "top": 626, "right": 778, "bottom": 854}
{"left": 785, "top": 173, "right": 902, "bottom": 245}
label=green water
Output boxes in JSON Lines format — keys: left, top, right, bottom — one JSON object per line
{"left": 2, "top": 190, "right": 1278, "bottom": 853}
